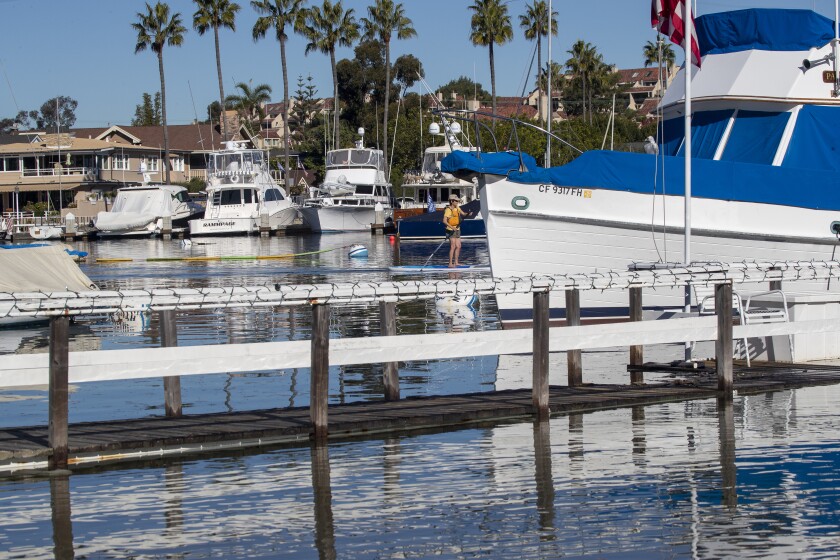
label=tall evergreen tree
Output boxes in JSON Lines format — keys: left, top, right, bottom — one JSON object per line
{"left": 299, "top": 0, "right": 359, "bottom": 150}
{"left": 132, "top": 1, "right": 187, "bottom": 183}
{"left": 252, "top": 0, "right": 306, "bottom": 192}
{"left": 469, "top": 0, "right": 513, "bottom": 121}
{"left": 132, "top": 92, "right": 163, "bottom": 126}
{"left": 361, "top": 0, "right": 416, "bottom": 180}
{"left": 193, "top": 0, "right": 241, "bottom": 142}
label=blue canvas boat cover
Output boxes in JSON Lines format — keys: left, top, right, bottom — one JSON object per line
{"left": 697, "top": 9, "right": 835, "bottom": 56}
{"left": 441, "top": 150, "right": 538, "bottom": 176}
{"left": 483, "top": 150, "right": 840, "bottom": 212}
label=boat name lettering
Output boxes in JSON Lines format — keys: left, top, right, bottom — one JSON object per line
{"left": 204, "top": 221, "right": 236, "bottom": 227}
{"left": 538, "top": 185, "right": 591, "bottom": 198}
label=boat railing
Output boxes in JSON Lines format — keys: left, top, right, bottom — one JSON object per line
{"left": 431, "top": 108, "right": 583, "bottom": 169}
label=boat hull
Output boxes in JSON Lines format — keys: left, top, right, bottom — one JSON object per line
{"left": 300, "top": 206, "right": 391, "bottom": 232}
{"left": 482, "top": 179, "right": 840, "bottom": 326}
{"left": 189, "top": 207, "right": 298, "bottom": 236}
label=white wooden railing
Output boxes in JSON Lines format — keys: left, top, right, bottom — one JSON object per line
{"left": 3, "top": 260, "right": 840, "bottom": 468}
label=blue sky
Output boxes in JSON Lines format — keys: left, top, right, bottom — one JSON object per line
{"left": 0, "top": 0, "right": 836, "bottom": 128}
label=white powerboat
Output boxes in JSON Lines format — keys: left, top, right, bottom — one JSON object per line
{"left": 189, "top": 141, "right": 298, "bottom": 236}
{"left": 441, "top": 8, "right": 840, "bottom": 326}
{"left": 299, "top": 131, "right": 394, "bottom": 232}
{"left": 94, "top": 182, "right": 203, "bottom": 237}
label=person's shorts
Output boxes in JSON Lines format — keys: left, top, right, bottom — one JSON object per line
{"left": 446, "top": 228, "right": 461, "bottom": 239}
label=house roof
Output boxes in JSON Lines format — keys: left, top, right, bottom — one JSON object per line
{"left": 70, "top": 124, "right": 226, "bottom": 152}
{"left": 0, "top": 136, "right": 115, "bottom": 155}
{"left": 616, "top": 67, "right": 660, "bottom": 84}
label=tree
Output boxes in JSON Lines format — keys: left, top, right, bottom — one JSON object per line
{"left": 437, "top": 76, "right": 490, "bottom": 107}
{"left": 392, "top": 53, "right": 423, "bottom": 89}
{"left": 300, "top": 0, "right": 359, "bottom": 151}
{"left": 0, "top": 118, "right": 17, "bottom": 134}
{"left": 643, "top": 38, "right": 675, "bottom": 68}
{"left": 291, "top": 74, "right": 319, "bottom": 132}
{"left": 519, "top": 0, "right": 556, "bottom": 127}
{"left": 132, "top": 92, "right": 163, "bottom": 126}
{"left": 193, "top": 0, "right": 241, "bottom": 141}
{"left": 226, "top": 80, "right": 272, "bottom": 134}
{"left": 252, "top": 0, "right": 306, "bottom": 193}
{"left": 133, "top": 1, "right": 187, "bottom": 183}
{"left": 566, "top": 39, "right": 598, "bottom": 122}
{"left": 469, "top": 0, "right": 513, "bottom": 120}
{"left": 361, "top": 0, "right": 416, "bottom": 179}
{"left": 206, "top": 99, "right": 222, "bottom": 124}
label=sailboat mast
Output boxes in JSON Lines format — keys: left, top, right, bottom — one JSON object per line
{"left": 546, "top": 0, "right": 552, "bottom": 166}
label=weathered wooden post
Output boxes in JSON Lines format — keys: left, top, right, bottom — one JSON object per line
{"left": 629, "top": 287, "right": 644, "bottom": 385}
{"left": 159, "top": 310, "right": 182, "bottom": 417}
{"left": 715, "top": 282, "right": 734, "bottom": 397}
{"left": 565, "top": 289, "right": 582, "bottom": 387}
{"left": 311, "top": 304, "right": 330, "bottom": 440}
{"left": 48, "top": 315, "right": 70, "bottom": 470}
{"left": 50, "top": 475, "right": 74, "bottom": 558}
{"left": 379, "top": 301, "right": 400, "bottom": 401}
{"left": 532, "top": 290, "right": 550, "bottom": 418}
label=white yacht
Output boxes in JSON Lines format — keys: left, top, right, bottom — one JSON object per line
{"left": 299, "top": 131, "right": 394, "bottom": 232}
{"left": 189, "top": 141, "right": 298, "bottom": 236}
{"left": 94, "top": 182, "right": 203, "bottom": 237}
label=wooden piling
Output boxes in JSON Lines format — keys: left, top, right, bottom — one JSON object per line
{"left": 715, "top": 283, "right": 734, "bottom": 397}
{"left": 48, "top": 316, "right": 69, "bottom": 470}
{"left": 565, "top": 289, "right": 582, "bottom": 387}
{"left": 629, "top": 287, "right": 644, "bottom": 385}
{"left": 311, "top": 304, "right": 330, "bottom": 440}
{"left": 159, "top": 310, "right": 182, "bottom": 417}
{"left": 379, "top": 301, "right": 400, "bottom": 401}
{"left": 50, "top": 475, "right": 74, "bottom": 558}
{"left": 532, "top": 291, "right": 550, "bottom": 418}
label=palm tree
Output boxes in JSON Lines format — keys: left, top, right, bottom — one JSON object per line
{"left": 252, "top": 0, "right": 306, "bottom": 193}
{"left": 361, "top": 0, "right": 416, "bottom": 179}
{"left": 519, "top": 0, "right": 556, "bottom": 127}
{"left": 132, "top": 1, "right": 187, "bottom": 184}
{"left": 566, "top": 39, "right": 597, "bottom": 122}
{"left": 469, "top": 0, "right": 513, "bottom": 121}
{"left": 226, "top": 81, "right": 273, "bottom": 135}
{"left": 193, "top": 0, "right": 240, "bottom": 143}
{"left": 643, "top": 38, "right": 675, "bottom": 68}
{"left": 300, "top": 0, "right": 359, "bottom": 150}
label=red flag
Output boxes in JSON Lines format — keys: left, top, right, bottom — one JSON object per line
{"left": 651, "top": 0, "right": 702, "bottom": 67}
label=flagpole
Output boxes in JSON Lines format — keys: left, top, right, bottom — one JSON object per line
{"left": 684, "top": 0, "right": 693, "bottom": 360}
{"left": 546, "top": 0, "right": 552, "bottom": 166}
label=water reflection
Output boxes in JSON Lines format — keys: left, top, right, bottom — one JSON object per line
{"left": 5, "top": 386, "right": 840, "bottom": 558}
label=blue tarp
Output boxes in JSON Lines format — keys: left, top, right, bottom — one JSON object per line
{"left": 783, "top": 105, "right": 840, "bottom": 172}
{"left": 697, "top": 9, "right": 835, "bottom": 56}
{"left": 676, "top": 109, "right": 734, "bottom": 160}
{"left": 441, "top": 150, "right": 538, "bottom": 176}
{"left": 720, "top": 110, "right": 789, "bottom": 165}
{"left": 476, "top": 150, "right": 840, "bottom": 211}
{"left": 660, "top": 118, "right": 684, "bottom": 157}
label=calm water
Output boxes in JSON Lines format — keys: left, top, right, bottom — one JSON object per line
{"left": 1, "top": 235, "right": 840, "bottom": 558}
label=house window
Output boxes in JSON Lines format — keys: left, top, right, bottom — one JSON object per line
{"left": 172, "top": 156, "right": 184, "bottom": 172}
{"left": 141, "top": 156, "right": 159, "bottom": 171}
{"left": 113, "top": 153, "right": 129, "bottom": 170}
{"left": 100, "top": 155, "right": 110, "bottom": 170}
{"left": 3, "top": 157, "right": 20, "bottom": 172}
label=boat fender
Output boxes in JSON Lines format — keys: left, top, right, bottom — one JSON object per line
{"left": 349, "top": 244, "right": 368, "bottom": 258}
{"left": 230, "top": 174, "right": 240, "bottom": 183}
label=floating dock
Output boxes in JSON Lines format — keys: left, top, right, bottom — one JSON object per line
{"left": 2, "top": 362, "right": 839, "bottom": 470}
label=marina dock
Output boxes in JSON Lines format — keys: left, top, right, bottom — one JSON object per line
{"left": 2, "top": 361, "right": 840, "bottom": 469}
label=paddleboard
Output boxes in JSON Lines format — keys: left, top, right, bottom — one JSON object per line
{"left": 389, "top": 265, "right": 490, "bottom": 273}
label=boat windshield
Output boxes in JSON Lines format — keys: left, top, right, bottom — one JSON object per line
{"left": 421, "top": 152, "right": 449, "bottom": 175}
{"left": 326, "top": 149, "right": 383, "bottom": 170}
{"left": 210, "top": 150, "right": 265, "bottom": 174}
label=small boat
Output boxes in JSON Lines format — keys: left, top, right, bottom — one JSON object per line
{"left": 397, "top": 199, "right": 486, "bottom": 240}
{"left": 389, "top": 264, "right": 490, "bottom": 273}
{"left": 440, "top": 8, "right": 840, "bottom": 327}
{"left": 299, "top": 129, "right": 395, "bottom": 232}
{"left": 0, "top": 245, "right": 97, "bottom": 328}
{"left": 189, "top": 141, "right": 299, "bottom": 236}
{"left": 94, "top": 182, "right": 203, "bottom": 237}
{"left": 28, "top": 225, "right": 63, "bottom": 240}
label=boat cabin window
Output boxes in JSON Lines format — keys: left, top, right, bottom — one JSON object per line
{"left": 243, "top": 189, "right": 257, "bottom": 204}
{"left": 264, "top": 188, "right": 285, "bottom": 202}
{"left": 211, "top": 151, "right": 265, "bottom": 174}
{"left": 220, "top": 189, "right": 242, "bottom": 205}
{"left": 326, "top": 149, "right": 382, "bottom": 170}
{"left": 783, "top": 105, "right": 840, "bottom": 171}
{"left": 174, "top": 191, "right": 192, "bottom": 203}
{"left": 355, "top": 185, "right": 374, "bottom": 195}
{"left": 720, "top": 110, "right": 790, "bottom": 165}
{"left": 421, "top": 152, "right": 448, "bottom": 174}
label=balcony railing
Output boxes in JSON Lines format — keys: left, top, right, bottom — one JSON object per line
{"left": 3, "top": 167, "right": 99, "bottom": 180}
